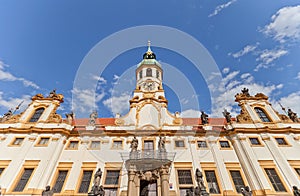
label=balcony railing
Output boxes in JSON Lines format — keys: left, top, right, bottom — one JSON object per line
{"left": 120, "top": 150, "right": 176, "bottom": 171}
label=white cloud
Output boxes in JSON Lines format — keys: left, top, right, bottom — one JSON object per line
{"left": 255, "top": 48, "right": 288, "bottom": 71}
{"left": 0, "top": 61, "right": 39, "bottom": 89}
{"left": 92, "top": 75, "right": 107, "bottom": 84}
{"left": 71, "top": 88, "right": 105, "bottom": 114}
{"left": 262, "top": 5, "right": 300, "bottom": 43}
{"left": 211, "top": 70, "right": 283, "bottom": 117}
{"left": 0, "top": 91, "right": 31, "bottom": 116}
{"left": 209, "top": 0, "right": 237, "bottom": 17}
{"left": 222, "top": 67, "right": 230, "bottom": 74}
{"left": 230, "top": 43, "right": 259, "bottom": 58}
{"left": 272, "top": 91, "right": 300, "bottom": 115}
{"left": 296, "top": 72, "right": 300, "bottom": 80}
{"left": 102, "top": 92, "right": 132, "bottom": 115}
{"left": 240, "top": 73, "right": 254, "bottom": 83}
{"left": 181, "top": 109, "right": 201, "bottom": 118}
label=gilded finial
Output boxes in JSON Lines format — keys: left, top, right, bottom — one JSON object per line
{"left": 143, "top": 40, "right": 156, "bottom": 59}
{"left": 147, "top": 40, "right": 152, "bottom": 54}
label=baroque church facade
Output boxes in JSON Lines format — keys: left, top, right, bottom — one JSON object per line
{"left": 0, "top": 45, "right": 300, "bottom": 196}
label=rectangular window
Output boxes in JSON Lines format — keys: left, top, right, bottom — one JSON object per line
{"left": 179, "top": 188, "right": 192, "bottom": 196}
{"left": 0, "top": 168, "right": 4, "bottom": 176}
{"left": 112, "top": 141, "right": 123, "bottom": 149}
{"left": 90, "top": 141, "right": 100, "bottom": 149}
{"left": 38, "top": 137, "right": 50, "bottom": 145}
{"left": 12, "top": 137, "right": 24, "bottom": 146}
{"left": 219, "top": 141, "right": 230, "bottom": 148}
{"left": 175, "top": 140, "right": 185, "bottom": 148}
{"left": 296, "top": 168, "right": 300, "bottom": 177}
{"left": 265, "top": 168, "right": 286, "bottom": 192}
{"left": 13, "top": 168, "right": 34, "bottom": 192}
{"left": 53, "top": 170, "right": 68, "bottom": 193}
{"left": 139, "top": 71, "right": 143, "bottom": 79}
{"left": 68, "top": 141, "right": 79, "bottom": 149}
{"left": 230, "top": 170, "right": 245, "bottom": 193}
{"left": 144, "top": 140, "right": 154, "bottom": 150}
{"left": 197, "top": 141, "right": 208, "bottom": 148}
{"left": 275, "top": 138, "right": 288, "bottom": 145}
{"left": 205, "top": 171, "right": 220, "bottom": 194}
{"left": 78, "top": 171, "right": 93, "bottom": 193}
{"left": 105, "top": 170, "right": 120, "bottom": 185}
{"left": 177, "top": 170, "right": 193, "bottom": 184}
{"left": 105, "top": 188, "right": 117, "bottom": 196}
{"left": 249, "top": 138, "right": 261, "bottom": 145}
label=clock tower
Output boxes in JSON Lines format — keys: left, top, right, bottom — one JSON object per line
{"left": 115, "top": 42, "right": 182, "bottom": 130}
{"left": 136, "top": 41, "right": 163, "bottom": 92}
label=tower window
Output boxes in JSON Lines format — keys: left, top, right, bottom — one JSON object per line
{"left": 156, "top": 70, "right": 159, "bottom": 78}
{"left": 146, "top": 68, "right": 152, "bottom": 77}
{"left": 139, "top": 70, "right": 142, "bottom": 79}
{"left": 254, "top": 107, "right": 271, "bottom": 122}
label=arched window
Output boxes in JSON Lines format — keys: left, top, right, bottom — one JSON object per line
{"left": 254, "top": 107, "right": 271, "bottom": 122}
{"left": 146, "top": 68, "right": 152, "bottom": 77}
{"left": 29, "top": 108, "right": 45, "bottom": 122}
{"left": 139, "top": 70, "right": 143, "bottom": 79}
{"left": 156, "top": 70, "right": 159, "bottom": 79}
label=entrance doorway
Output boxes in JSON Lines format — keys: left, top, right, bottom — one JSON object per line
{"left": 140, "top": 180, "right": 157, "bottom": 196}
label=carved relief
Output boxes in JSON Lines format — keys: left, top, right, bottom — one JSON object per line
{"left": 47, "top": 111, "right": 62, "bottom": 123}
{"left": 235, "top": 88, "right": 268, "bottom": 102}
{"left": 276, "top": 112, "right": 292, "bottom": 123}
{"left": 236, "top": 106, "right": 252, "bottom": 123}
{"left": 1, "top": 114, "right": 21, "bottom": 123}
{"left": 115, "top": 118, "right": 125, "bottom": 125}
{"left": 31, "top": 91, "right": 64, "bottom": 103}
{"left": 139, "top": 170, "right": 160, "bottom": 181}
{"left": 173, "top": 118, "right": 183, "bottom": 125}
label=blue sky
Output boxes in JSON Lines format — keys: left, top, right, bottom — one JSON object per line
{"left": 0, "top": 1, "right": 300, "bottom": 118}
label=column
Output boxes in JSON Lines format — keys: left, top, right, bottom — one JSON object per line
{"left": 262, "top": 133, "right": 300, "bottom": 189}
{"left": 207, "top": 136, "right": 234, "bottom": 193}
{"left": 160, "top": 164, "right": 170, "bottom": 196}
{"left": 38, "top": 135, "right": 66, "bottom": 189}
{"left": 127, "top": 165, "right": 137, "bottom": 196}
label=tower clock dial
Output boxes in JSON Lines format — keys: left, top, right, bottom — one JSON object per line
{"left": 142, "top": 81, "right": 155, "bottom": 91}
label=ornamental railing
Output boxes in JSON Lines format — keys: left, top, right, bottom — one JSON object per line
{"left": 120, "top": 150, "right": 176, "bottom": 171}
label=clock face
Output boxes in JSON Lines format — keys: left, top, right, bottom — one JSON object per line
{"left": 142, "top": 81, "right": 155, "bottom": 91}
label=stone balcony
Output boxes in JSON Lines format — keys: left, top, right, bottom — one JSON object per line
{"left": 120, "top": 150, "right": 176, "bottom": 171}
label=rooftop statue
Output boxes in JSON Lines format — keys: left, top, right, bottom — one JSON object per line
{"left": 201, "top": 111, "right": 209, "bottom": 125}
{"left": 288, "top": 109, "right": 299, "bottom": 122}
{"left": 222, "top": 109, "right": 232, "bottom": 123}
{"left": 88, "top": 110, "right": 98, "bottom": 126}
